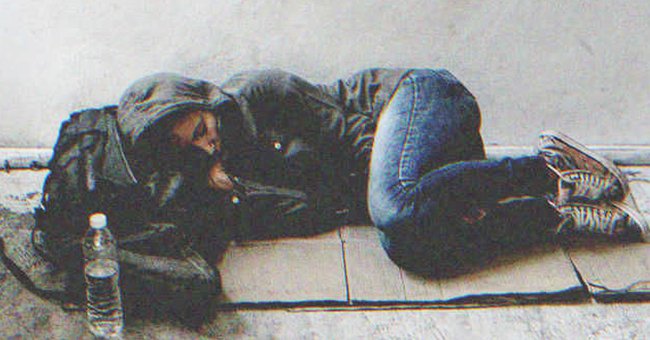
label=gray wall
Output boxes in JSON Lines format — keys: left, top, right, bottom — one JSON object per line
{"left": 2, "top": 1, "right": 649, "bottom": 148}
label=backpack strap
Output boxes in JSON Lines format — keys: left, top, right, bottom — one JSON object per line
{"left": 100, "top": 108, "right": 138, "bottom": 187}
{"left": 0, "top": 236, "right": 68, "bottom": 304}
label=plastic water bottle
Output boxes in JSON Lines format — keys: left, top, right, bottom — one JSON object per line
{"left": 82, "top": 213, "right": 124, "bottom": 338}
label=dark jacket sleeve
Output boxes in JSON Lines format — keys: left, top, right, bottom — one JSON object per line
{"left": 227, "top": 176, "right": 346, "bottom": 240}
{"left": 144, "top": 166, "right": 344, "bottom": 242}
{"left": 220, "top": 69, "right": 377, "bottom": 172}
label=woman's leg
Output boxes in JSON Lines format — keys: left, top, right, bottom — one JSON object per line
{"left": 368, "top": 69, "right": 559, "bottom": 275}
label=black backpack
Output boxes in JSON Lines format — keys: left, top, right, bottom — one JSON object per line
{"left": 3, "top": 106, "right": 222, "bottom": 325}
{"left": 35, "top": 106, "right": 133, "bottom": 245}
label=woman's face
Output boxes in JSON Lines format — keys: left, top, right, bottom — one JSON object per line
{"left": 170, "top": 111, "right": 220, "bottom": 156}
{"left": 169, "top": 110, "right": 233, "bottom": 191}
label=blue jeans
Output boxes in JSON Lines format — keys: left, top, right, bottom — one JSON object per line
{"left": 368, "top": 69, "right": 560, "bottom": 276}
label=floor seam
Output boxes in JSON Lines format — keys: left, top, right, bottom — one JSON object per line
{"left": 398, "top": 268, "right": 408, "bottom": 301}
{"left": 563, "top": 248, "right": 594, "bottom": 303}
{"left": 338, "top": 228, "right": 352, "bottom": 305}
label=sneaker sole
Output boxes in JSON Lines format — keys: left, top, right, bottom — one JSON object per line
{"left": 539, "top": 130, "right": 630, "bottom": 197}
{"left": 611, "top": 200, "right": 650, "bottom": 242}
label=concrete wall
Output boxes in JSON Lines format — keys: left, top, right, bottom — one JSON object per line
{"left": 2, "top": 0, "right": 649, "bottom": 148}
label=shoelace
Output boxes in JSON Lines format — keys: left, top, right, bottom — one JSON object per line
{"left": 558, "top": 170, "right": 620, "bottom": 201}
{"left": 540, "top": 135, "right": 631, "bottom": 200}
{"left": 557, "top": 204, "right": 623, "bottom": 235}
{"left": 539, "top": 135, "right": 602, "bottom": 173}
{"left": 540, "top": 148, "right": 577, "bottom": 171}
{"left": 539, "top": 136, "right": 572, "bottom": 164}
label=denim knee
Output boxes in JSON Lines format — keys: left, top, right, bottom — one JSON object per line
{"left": 405, "top": 68, "right": 439, "bottom": 79}
{"left": 377, "top": 226, "right": 452, "bottom": 276}
{"left": 405, "top": 68, "right": 476, "bottom": 103}
{"left": 368, "top": 187, "right": 414, "bottom": 233}
{"left": 378, "top": 220, "right": 485, "bottom": 277}
{"left": 370, "top": 189, "right": 444, "bottom": 270}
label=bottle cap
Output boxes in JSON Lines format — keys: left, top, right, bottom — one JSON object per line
{"left": 89, "top": 213, "right": 107, "bottom": 229}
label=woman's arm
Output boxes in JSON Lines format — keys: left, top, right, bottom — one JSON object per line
{"left": 226, "top": 175, "right": 346, "bottom": 241}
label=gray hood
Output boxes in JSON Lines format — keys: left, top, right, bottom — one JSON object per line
{"left": 117, "top": 73, "right": 231, "bottom": 150}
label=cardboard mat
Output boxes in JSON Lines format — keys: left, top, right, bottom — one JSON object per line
{"left": 1, "top": 169, "right": 649, "bottom": 306}
{"left": 341, "top": 226, "right": 584, "bottom": 305}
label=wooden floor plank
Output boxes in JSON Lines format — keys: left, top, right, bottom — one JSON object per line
{"left": 402, "top": 244, "right": 582, "bottom": 302}
{"left": 567, "top": 166, "right": 650, "bottom": 300}
{"left": 341, "top": 226, "right": 406, "bottom": 302}
{"left": 568, "top": 243, "right": 649, "bottom": 299}
{"left": 342, "top": 226, "right": 583, "bottom": 304}
{"left": 218, "top": 233, "right": 347, "bottom": 304}
{"left": 625, "top": 166, "right": 650, "bottom": 214}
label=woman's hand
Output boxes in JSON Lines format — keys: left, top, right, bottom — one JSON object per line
{"left": 208, "top": 162, "right": 234, "bottom": 192}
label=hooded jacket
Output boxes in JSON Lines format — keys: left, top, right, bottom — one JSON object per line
{"left": 23, "top": 68, "right": 411, "bottom": 319}
{"left": 115, "top": 68, "right": 412, "bottom": 240}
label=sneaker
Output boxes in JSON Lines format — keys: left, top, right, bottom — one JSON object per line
{"left": 555, "top": 169, "right": 626, "bottom": 205}
{"left": 538, "top": 130, "right": 630, "bottom": 198}
{"left": 555, "top": 202, "right": 649, "bottom": 241}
